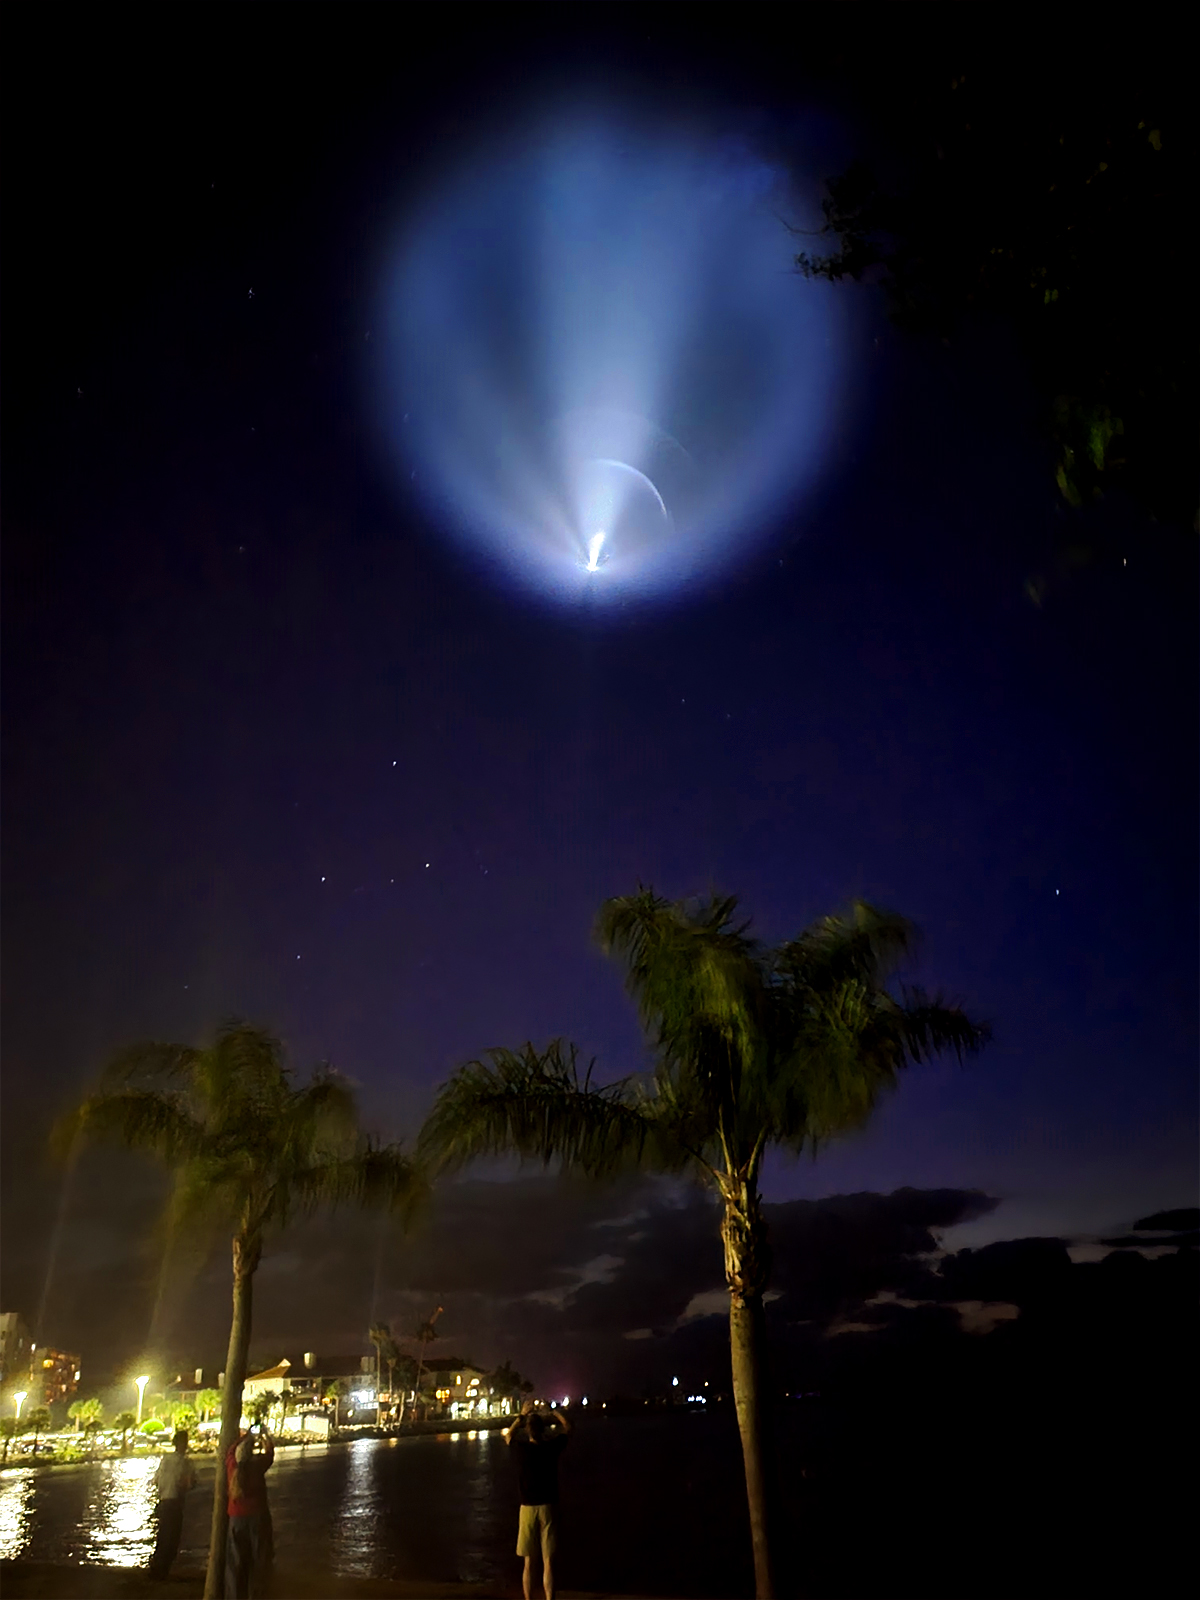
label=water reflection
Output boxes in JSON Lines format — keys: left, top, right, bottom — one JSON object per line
{"left": 0, "top": 1471, "right": 34, "bottom": 1559}
{"left": 331, "top": 1438, "right": 377, "bottom": 1575}
{"left": 82, "top": 1457, "right": 158, "bottom": 1566}
{"left": 452, "top": 1429, "right": 501, "bottom": 1586}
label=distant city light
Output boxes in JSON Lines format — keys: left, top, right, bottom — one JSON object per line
{"left": 671, "top": 1376, "right": 679, "bottom": 1387}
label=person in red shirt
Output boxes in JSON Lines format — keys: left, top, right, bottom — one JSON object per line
{"left": 224, "top": 1426, "right": 274, "bottom": 1598}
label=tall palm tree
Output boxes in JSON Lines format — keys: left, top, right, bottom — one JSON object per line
{"left": 367, "top": 1321, "right": 393, "bottom": 1415}
{"left": 401, "top": 1306, "right": 443, "bottom": 1424}
{"left": 57, "top": 1020, "right": 424, "bottom": 1600}
{"left": 368, "top": 1324, "right": 403, "bottom": 1416}
{"left": 420, "top": 891, "right": 989, "bottom": 1599}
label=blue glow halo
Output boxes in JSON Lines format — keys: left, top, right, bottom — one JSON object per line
{"left": 381, "top": 105, "right": 850, "bottom": 604}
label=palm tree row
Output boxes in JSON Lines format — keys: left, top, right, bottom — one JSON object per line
{"left": 61, "top": 888, "right": 988, "bottom": 1600}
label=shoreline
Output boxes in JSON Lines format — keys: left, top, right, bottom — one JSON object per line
{"left": 0, "top": 1417, "right": 516, "bottom": 1477}
{"left": 0, "top": 1562, "right": 670, "bottom": 1600}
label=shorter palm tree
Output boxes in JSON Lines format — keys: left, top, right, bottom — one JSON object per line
{"left": 245, "top": 1391, "right": 279, "bottom": 1430}
{"left": 68, "top": 1396, "right": 103, "bottom": 1435}
{"left": 26, "top": 1407, "right": 52, "bottom": 1453}
{"left": 57, "top": 1020, "right": 424, "bottom": 1600}
{"left": 112, "top": 1410, "right": 138, "bottom": 1454}
{"left": 196, "top": 1388, "right": 221, "bottom": 1423}
{"left": 323, "top": 1378, "right": 351, "bottom": 1428}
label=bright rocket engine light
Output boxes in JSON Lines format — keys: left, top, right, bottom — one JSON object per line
{"left": 381, "top": 103, "right": 849, "bottom": 604}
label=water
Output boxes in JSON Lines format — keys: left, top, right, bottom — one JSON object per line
{"left": 0, "top": 1414, "right": 757, "bottom": 1597}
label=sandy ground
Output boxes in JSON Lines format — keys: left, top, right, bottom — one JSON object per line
{"left": 0, "top": 1562, "right": 664, "bottom": 1599}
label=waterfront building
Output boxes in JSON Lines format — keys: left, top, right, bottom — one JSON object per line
{"left": 420, "top": 1360, "right": 511, "bottom": 1419}
{"left": 0, "top": 1312, "right": 32, "bottom": 1387}
{"left": 30, "top": 1346, "right": 81, "bottom": 1408}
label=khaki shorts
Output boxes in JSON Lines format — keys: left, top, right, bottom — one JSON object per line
{"left": 516, "top": 1502, "right": 558, "bottom": 1560}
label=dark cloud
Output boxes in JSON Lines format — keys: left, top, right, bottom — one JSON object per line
{"left": 11, "top": 1143, "right": 1194, "bottom": 1410}
{"left": 1133, "top": 1208, "right": 1199, "bottom": 1231}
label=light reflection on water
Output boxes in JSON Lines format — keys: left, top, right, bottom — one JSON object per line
{"left": 0, "top": 1471, "right": 35, "bottom": 1559}
{"left": 81, "top": 1457, "right": 159, "bottom": 1566}
{"left": 0, "top": 1416, "right": 755, "bottom": 1596}
{"left": 330, "top": 1438, "right": 377, "bottom": 1575}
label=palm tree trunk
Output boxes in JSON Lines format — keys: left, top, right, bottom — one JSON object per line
{"left": 721, "top": 1182, "right": 776, "bottom": 1600}
{"left": 204, "top": 1230, "right": 260, "bottom": 1600}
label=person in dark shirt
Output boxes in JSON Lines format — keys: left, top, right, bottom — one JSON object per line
{"left": 505, "top": 1400, "right": 572, "bottom": 1600}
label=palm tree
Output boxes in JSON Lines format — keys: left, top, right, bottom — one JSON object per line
{"left": 197, "top": 1388, "right": 221, "bottom": 1423}
{"left": 245, "top": 1391, "right": 279, "bottom": 1430}
{"left": 323, "top": 1377, "right": 351, "bottom": 1428}
{"left": 402, "top": 1306, "right": 443, "bottom": 1423}
{"left": 68, "top": 1396, "right": 103, "bottom": 1435}
{"left": 419, "top": 891, "right": 989, "bottom": 1598}
{"left": 368, "top": 1324, "right": 403, "bottom": 1418}
{"left": 112, "top": 1410, "right": 138, "bottom": 1454}
{"left": 57, "top": 1020, "right": 424, "bottom": 1600}
{"left": 26, "top": 1407, "right": 52, "bottom": 1454}
{"left": 367, "top": 1322, "right": 391, "bottom": 1416}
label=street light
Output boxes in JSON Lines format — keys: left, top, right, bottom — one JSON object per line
{"left": 135, "top": 1375, "right": 150, "bottom": 1425}
{"left": 13, "top": 1391, "right": 28, "bottom": 1421}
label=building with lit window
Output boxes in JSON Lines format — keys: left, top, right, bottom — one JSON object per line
{"left": 31, "top": 1346, "right": 81, "bottom": 1408}
{"left": 422, "top": 1360, "right": 508, "bottom": 1418}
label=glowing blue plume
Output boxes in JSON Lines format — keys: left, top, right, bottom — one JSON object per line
{"left": 381, "top": 105, "right": 849, "bottom": 604}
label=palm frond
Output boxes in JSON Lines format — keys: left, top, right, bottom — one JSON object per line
{"left": 597, "top": 890, "right": 768, "bottom": 1136}
{"left": 100, "top": 1040, "right": 202, "bottom": 1089}
{"left": 71, "top": 1089, "right": 208, "bottom": 1163}
{"left": 419, "top": 1040, "right": 659, "bottom": 1179}
{"left": 278, "top": 1141, "right": 427, "bottom": 1229}
{"left": 896, "top": 987, "right": 992, "bottom": 1063}
{"left": 199, "top": 1021, "right": 289, "bottom": 1122}
{"left": 775, "top": 900, "right": 917, "bottom": 992}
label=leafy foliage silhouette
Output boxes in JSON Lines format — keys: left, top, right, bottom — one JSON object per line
{"left": 421, "top": 890, "right": 988, "bottom": 1597}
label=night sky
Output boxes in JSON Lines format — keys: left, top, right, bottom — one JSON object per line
{"left": 2, "top": 8, "right": 1194, "bottom": 1398}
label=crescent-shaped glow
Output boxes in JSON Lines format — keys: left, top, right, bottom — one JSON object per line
{"left": 380, "top": 100, "right": 850, "bottom": 604}
{"left": 590, "top": 460, "right": 670, "bottom": 524}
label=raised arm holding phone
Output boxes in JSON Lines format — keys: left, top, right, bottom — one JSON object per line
{"left": 505, "top": 1400, "right": 572, "bottom": 1600}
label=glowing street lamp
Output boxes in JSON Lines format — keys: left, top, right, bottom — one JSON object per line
{"left": 13, "top": 1391, "right": 28, "bottom": 1421}
{"left": 135, "top": 1375, "right": 150, "bottom": 1425}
